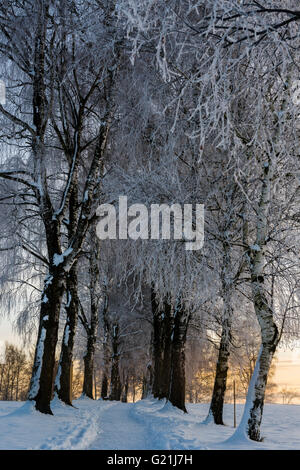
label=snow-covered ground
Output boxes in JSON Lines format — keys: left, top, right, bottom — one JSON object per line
{"left": 0, "top": 398, "right": 299, "bottom": 450}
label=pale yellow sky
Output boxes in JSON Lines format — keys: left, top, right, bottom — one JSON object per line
{"left": 273, "top": 346, "right": 300, "bottom": 402}
{"left": 0, "top": 317, "right": 20, "bottom": 345}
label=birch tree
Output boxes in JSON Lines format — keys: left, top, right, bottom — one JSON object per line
{"left": 0, "top": 0, "right": 117, "bottom": 414}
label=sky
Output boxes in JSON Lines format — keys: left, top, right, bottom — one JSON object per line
{"left": 0, "top": 316, "right": 25, "bottom": 363}
{"left": 0, "top": 317, "right": 20, "bottom": 345}
{"left": 273, "top": 345, "right": 300, "bottom": 402}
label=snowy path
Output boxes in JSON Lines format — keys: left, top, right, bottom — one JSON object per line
{"left": 88, "top": 402, "right": 153, "bottom": 450}
{"left": 0, "top": 399, "right": 300, "bottom": 449}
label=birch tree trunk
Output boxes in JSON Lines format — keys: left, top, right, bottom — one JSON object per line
{"left": 246, "top": 161, "right": 279, "bottom": 441}
{"left": 234, "top": 160, "right": 279, "bottom": 441}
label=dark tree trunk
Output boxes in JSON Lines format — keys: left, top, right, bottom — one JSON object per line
{"left": 121, "top": 375, "right": 129, "bottom": 403}
{"left": 151, "top": 289, "right": 165, "bottom": 398}
{"left": 27, "top": 2, "right": 63, "bottom": 415}
{"left": 109, "top": 323, "right": 121, "bottom": 401}
{"left": 54, "top": 262, "right": 78, "bottom": 405}
{"left": 208, "top": 318, "right": 232, "bottom": 424}
{"left": 83, "top": 334, "right": 95, "bottom": 398}
{"left": 152, "top": 316, "right": 164, "bottom": 398}
{"left": 142, "top": 363, "right": 153, "bottom": 399}
{"left": 94, "top": 369, "right": 98, "bottom": 399}
{"left": 206, "top": 234, "right": 234, "bottom": 425}
{"left": 101, "top": 288, "right": 110, "bottom": 400}
{"left": 142, "top": 328, "right": 153, "bottom": 400}
{"left": 168, "top": 305, "right": 190, "bottom": 413}
{"left": 28, "top": 266, "right": 65, "bottom": 414}
{"left": 132, "top": 376, "right": 136, "bottom": 403}
{"left": 142, "top": 374, "right": 147, "bottom": 399}
{"left": 159, "top": 303, "right": 173, "bottom": 399}
{"left": 82, "top": 291, "right": 98, "bottom": 399}
{"left": 54, "top": 181, "right": 79, "bottom": 405}
{"left": 82, "top": 229, "right": 100, "bottom": 398}
{"left": 101, "top": 374, "right": 109, "bottom": 400}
